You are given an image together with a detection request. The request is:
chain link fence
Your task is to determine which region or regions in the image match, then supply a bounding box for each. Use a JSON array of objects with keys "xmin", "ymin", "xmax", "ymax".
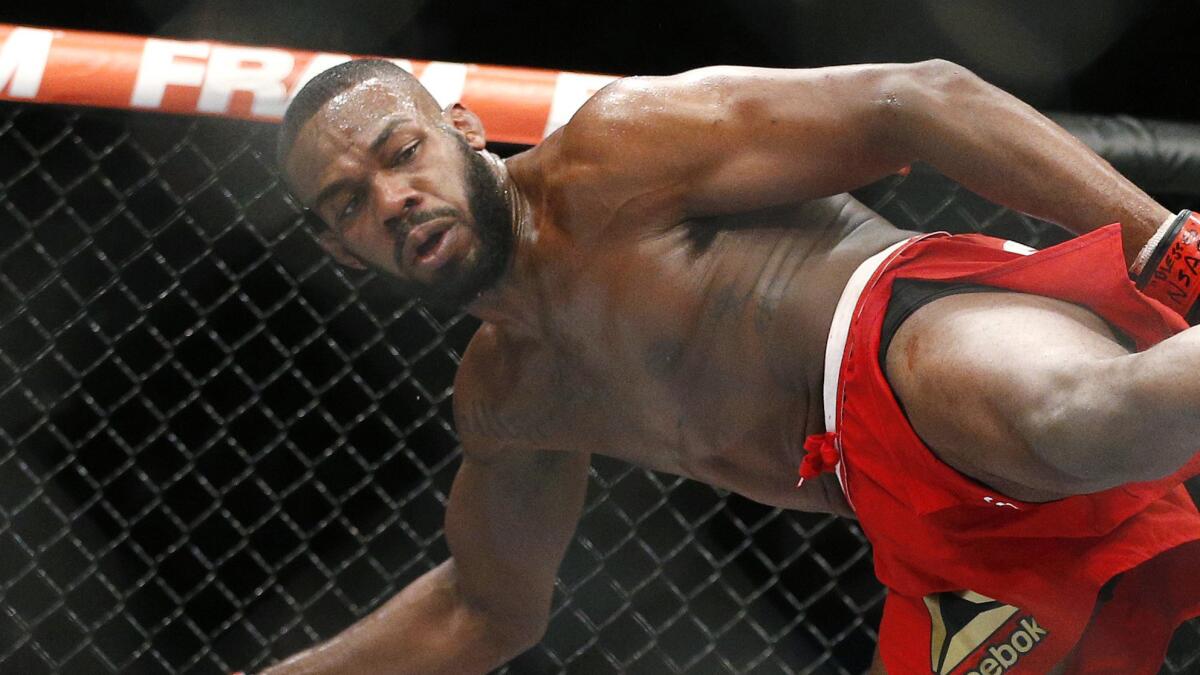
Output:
[{"xmin": 0, "ymin": 100, "xmax": 1197, "ymax": 675}]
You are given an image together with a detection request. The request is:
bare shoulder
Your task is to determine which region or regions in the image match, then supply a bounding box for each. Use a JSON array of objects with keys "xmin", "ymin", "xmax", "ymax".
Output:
[
  {"xmin": 452, "ymin": 324, "xmax": 566, "ymax": 457},
  {"xmin": 551, "ymin": 63, "xmax": 924, "ymax": 219},
  {"xmin": 557, "ymin": 69, "xmax": 740, "ymax": 160},
  {"xmin": 453, "ymin": 324, "xmax": 521, "ymax": 455},
  {"xmin": 455, "ymin": 322, "xmax": 520, "ymax": 395},
  {"xmin": 546, "ymin": 69, "xmax": 756, "ymax": 221},
  {"xmin": 559, "ymin": 63, "xmax": 911, "ymax": 153}
]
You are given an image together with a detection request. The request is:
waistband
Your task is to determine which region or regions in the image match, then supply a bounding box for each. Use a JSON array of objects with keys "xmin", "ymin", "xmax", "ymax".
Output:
[
  {"xmin": 821, "ymin": 236, "xmax": 926, "ymax": 511},
  {"xmin": 818, "ymin": 232, "xmax": 1033, "ymax": 510}
]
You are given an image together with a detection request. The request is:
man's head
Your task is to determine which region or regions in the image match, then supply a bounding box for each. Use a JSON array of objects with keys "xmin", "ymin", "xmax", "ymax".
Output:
[{"xmin": 279, "ymin": 59, "xmax": 513, "ymax": 311}]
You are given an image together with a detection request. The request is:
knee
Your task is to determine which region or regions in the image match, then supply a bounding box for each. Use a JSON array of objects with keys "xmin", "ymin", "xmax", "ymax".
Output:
[{"xmin": 1025, "ymin": 355, "xmax": 1178, "ymax": 491}]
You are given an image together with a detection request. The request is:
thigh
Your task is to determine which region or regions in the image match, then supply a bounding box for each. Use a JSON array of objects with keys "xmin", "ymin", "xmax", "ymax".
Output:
[{"xmin": 884, "ymin": 290, "xmax": 1131, "ymax": 501}]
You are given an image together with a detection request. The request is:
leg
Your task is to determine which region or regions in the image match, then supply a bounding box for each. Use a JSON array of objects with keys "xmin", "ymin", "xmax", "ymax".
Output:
[{"xmin": 885, "ymin": 288, "xmax": 1190, "ymax": 501}]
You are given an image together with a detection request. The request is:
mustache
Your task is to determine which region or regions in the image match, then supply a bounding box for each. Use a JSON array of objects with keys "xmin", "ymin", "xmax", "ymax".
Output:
[
  {"xmin": 393, "ymin": 206, "xmax": 464, "ymax": 267},
  {"xmin": 389, "ymin": 207, "xmax": 462, "ymax": 240},
  {"xmin": 407, "ymin": 207, "xmax": 461, "ymax": 229}
]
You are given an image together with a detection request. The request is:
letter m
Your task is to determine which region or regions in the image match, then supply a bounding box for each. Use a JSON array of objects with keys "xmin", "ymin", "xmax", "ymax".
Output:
[{"xmin": 0, "ymin": 27, "xmax": 53, "ymax": 98}]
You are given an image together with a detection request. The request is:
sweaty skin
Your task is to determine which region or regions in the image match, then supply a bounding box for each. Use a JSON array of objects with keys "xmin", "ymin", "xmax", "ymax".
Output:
[{"xmin": 272, "ymin": 61, "xmax": 1170, "ymax": 674}]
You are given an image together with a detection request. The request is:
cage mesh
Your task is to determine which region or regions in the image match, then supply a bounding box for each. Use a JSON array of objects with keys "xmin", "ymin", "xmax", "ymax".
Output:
[{"xmin": 0, "ymin": 101, "xmax": 1197, "ymax": 675}]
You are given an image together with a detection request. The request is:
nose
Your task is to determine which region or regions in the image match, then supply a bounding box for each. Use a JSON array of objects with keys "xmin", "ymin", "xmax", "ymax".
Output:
[{"xmin": 371, "ymin": 174, "xmax": 421, "ymax": 232}]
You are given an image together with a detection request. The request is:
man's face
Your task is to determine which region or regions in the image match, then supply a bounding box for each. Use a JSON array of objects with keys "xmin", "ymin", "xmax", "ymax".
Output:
[{"xmin": 285, "ymin": 80, "xmax": 512, "ymax": 310}]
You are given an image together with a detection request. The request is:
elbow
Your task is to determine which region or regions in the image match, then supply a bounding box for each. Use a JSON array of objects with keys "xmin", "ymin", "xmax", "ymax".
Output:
[
  {"xmin": 869, "ymin": 59, "xmax": 988, "ymax": 155},
  {"xmin": 905, "ymin": 59, "xmax": 985, "ymax": 96},
  {"xmin": 908, "ymin": 59, "xmax": 982, "ymax": 89},
  {"xmin": 877, "ymin": 59, "xmax": 988, "ymax": 118}
]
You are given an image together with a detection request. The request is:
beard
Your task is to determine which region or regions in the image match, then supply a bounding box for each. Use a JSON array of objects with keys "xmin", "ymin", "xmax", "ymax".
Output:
[{"xmin": 391, "ymin": 136, "xmax": 514, "ymax": 311}]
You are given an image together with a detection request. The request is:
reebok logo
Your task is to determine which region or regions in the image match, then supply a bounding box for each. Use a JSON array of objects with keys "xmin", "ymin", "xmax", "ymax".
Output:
[
  {"xmin": 961, "ymin": 617, "xmax": 1048, "ymax": 675},
  {"xmin": 925, "ymin": 590, "xmax": 1048, "ymax": 675}
]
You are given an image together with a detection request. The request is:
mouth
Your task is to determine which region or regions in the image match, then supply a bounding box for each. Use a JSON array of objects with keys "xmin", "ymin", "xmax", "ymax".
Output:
[{"xmin": 403, "ymin": 218, "xmax": 458, "ymax": 272}]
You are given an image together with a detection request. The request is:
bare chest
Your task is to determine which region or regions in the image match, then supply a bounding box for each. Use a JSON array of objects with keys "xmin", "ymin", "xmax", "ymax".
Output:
[
  {"xmin": 479, "ymin": 252, "xmax": 817, "ymax": 502},
  {"xmin": 458, "ymin": 197, "xmax": 904, "ymax": 514},
  {"xmin": 564, "ymin": 225, "xmax": 826, "ymax": 455}
]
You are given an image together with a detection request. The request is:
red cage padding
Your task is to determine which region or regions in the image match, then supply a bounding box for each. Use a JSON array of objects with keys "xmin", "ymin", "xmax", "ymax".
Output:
[{"xmin": 0, "ymin": 23, "xmax": 616, "ymax": 145}]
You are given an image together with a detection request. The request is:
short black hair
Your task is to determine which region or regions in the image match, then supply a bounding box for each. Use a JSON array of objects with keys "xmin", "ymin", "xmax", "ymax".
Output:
[{"xmin": 276, "ymin": 59, "xmax": 419, "ymax": 170}]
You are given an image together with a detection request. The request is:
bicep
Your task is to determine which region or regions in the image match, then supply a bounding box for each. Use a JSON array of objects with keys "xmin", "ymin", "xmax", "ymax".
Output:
[
  {"xmin": 571, "ymin": 64, "xmax": 919, "ymax": 219},
  {"xmin": 681, "ymin": 65, "xmax": 917, "ymax": 215},
  {"xmin": 444, "ymin": 447, "xmax": 590, "ymax": 621}
]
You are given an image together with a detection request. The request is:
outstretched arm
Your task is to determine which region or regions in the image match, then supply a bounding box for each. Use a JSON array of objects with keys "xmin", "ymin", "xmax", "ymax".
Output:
[
  {"xmin": 258, "ymin": 446, "xmax": 590, "ymax": 674},
  {"xmin": 565, "ymin": 61, "xmax": 1169, "ymax": 263}
]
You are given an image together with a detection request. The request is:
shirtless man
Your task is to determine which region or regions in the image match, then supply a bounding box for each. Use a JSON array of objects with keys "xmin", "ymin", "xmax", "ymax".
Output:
[{"xmin": 264, "ymin": 58, "xmax": 1200, "ymax": 673}]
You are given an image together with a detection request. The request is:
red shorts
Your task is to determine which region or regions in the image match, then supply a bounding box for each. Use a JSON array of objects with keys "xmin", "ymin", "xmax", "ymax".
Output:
[{"xmin": 821, "ymin": 224, "xmax": 1200, "ymax": 674}]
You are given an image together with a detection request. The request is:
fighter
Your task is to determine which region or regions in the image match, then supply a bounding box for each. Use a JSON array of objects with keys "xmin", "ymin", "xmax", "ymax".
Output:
[{"xmin": 261, "ymin": 57, "xmax": 1200, "ymax": 673}]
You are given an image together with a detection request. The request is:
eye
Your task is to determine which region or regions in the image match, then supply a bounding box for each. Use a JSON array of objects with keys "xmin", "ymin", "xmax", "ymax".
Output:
[
  {"xmin": 337, "ymin": 192, "xmax": 362, "ymax": 225},
  {"xmin": 389, "ymin": 141, "xmax": 420, "ymax": 167}
]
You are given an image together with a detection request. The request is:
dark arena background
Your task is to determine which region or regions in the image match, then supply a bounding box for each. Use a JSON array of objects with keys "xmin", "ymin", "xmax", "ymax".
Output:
[{"xmin": 1, "ymin": 1, "xmax": 1199, "ymax": 673}]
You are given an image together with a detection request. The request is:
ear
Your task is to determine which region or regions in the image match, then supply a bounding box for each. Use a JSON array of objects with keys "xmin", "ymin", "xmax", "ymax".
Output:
[
  {"xmin": 443, "ymin": 103, "xmax": 487, "ymax": 150},
  {"xmin": 317, "ymin": 230, "xmax": 367, "ymax": 270}
]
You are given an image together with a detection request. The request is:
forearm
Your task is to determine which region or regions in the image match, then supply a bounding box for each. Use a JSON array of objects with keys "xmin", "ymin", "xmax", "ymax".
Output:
[
  {"xmin": 259, "ymin": 561, "xmax": 537, "ymax": 675},
  {"xmin": 894, "ymin": 60, "xmax": 1170, "ymax": 263}
]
